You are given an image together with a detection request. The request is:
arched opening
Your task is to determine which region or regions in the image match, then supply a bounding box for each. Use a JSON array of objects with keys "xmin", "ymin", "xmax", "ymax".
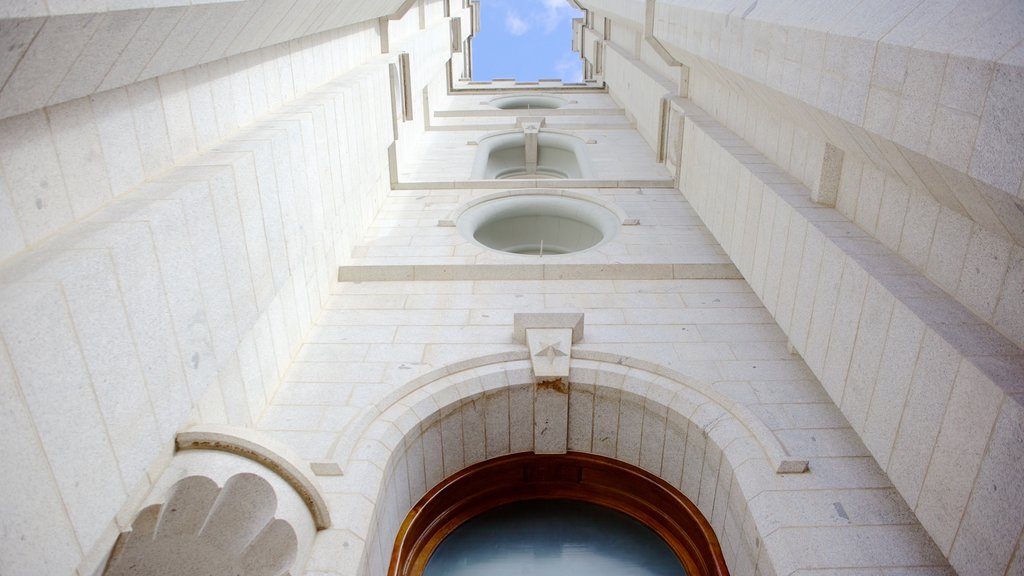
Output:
[
  {"xmin": 338, "ymin": 354, "xmax": 785, "ymax": 576},
  {"xmin": 389, "ymin": 452, "xmax": 729, "ymax": 576},
  {"xmin": 472, "ymin": 132, "xmax": 594, "ymax": 179}
]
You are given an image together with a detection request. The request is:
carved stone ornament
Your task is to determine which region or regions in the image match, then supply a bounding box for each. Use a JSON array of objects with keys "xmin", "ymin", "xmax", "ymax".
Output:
[{"xmin": 104, "ymin": 473, "xmax": 297, "ymax": 576}]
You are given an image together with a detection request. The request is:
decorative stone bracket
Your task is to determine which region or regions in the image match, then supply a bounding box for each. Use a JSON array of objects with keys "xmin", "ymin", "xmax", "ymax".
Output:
[
  {"xmin": 517, "ymin": 117, "xmax": 546, "ymax": 173},
  {"xmin": 513, "ymin": 313, "xmax": 584, "ymax": 454}
]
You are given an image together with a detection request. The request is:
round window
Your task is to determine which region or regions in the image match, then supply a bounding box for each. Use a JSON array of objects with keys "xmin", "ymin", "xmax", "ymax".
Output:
[{"xmin": 456, "ymin": 194, "xmax": 620, "ymax": 256}]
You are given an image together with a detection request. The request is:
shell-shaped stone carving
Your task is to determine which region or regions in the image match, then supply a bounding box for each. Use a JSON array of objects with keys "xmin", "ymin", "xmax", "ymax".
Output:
[{"xmin": 104, "ymin": 473, "xmax": 298, "ymax": 576}]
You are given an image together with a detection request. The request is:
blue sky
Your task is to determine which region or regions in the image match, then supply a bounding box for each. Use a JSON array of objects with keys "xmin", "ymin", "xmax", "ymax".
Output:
[{"xmin": 471, "ymin": 0, "xmax": 584, "ymax": 82}]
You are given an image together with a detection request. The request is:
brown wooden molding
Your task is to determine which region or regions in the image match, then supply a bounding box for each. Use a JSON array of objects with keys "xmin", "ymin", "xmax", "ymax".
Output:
[{"xmin": 389, "ymin": 452, "xmax": 730, "ymax": 576}]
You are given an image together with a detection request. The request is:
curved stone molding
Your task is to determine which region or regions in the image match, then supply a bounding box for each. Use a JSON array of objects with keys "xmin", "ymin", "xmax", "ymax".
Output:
[
  {"xmin": 572, "ymin": 349, "xmax": 809, "ymax": 474},
  {"xmin": 329, "ymin": 351, "xmax": 531, "ymax": 468},
  {"xmin": 333, "ymin": 351, "xmax": 805, "ymax": 476},
  {"xmin": 455, "ymin": 193, "xmax": 623, "ymax": 255},
  {"xmin": 443, "ymin": 188, "xmax": 634, "ymax": 226},
  {"xmin": 488, "ymin": 94, "xmax": 570, "ymax": 109},
  {"xmin": 176, "ymin": 425, "xmax": 332, "ymax": 530},
  {"xmin": 104, "ymin": 473, "xmax": 297, "ymax": 576}
]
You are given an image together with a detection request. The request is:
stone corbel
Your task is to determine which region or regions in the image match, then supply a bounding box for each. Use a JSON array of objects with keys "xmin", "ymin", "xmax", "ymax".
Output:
[{"xmin": 516, "ymin": 117, "xmax": 546, "ymax": 174}]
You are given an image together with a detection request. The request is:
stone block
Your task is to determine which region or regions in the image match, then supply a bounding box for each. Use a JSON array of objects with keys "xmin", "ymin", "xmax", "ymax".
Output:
[
  {"xmin": 0, "ymin": 17, "xmax": 43, "ymax": 95},
  {"xmin": 841, "ymin": 277, "xmax": 894, "ymax": 433},
  {"xmin": 49, "ymin": 10, "xmax": 148, "ymax": 105},
  {"xmin": 762, "ymin": 525, "xmax": 946, "ymax": 574},
  {"xmin": 185, "ymin": 64, "xmax": 219, "ymax": 148},
  {"xmin": 46, "ymin": 97, "xmax": 113, "ymax": 219},
  {"xmin": 0, "ymin": 109, "xmax": 73, "ymax": 245},
  {"xmin": 439, "ymin": 411, "xmax": 465, "ymax": 477},
  {"xmin": 898, "ymin": 190, "xmax": 940, "ymax": 271},
  {"xmin": 0, "ymin": 341, "xmax": 81, "ymax": 575},
  {"xmin": 40, "ymin": 250, "xmax": 162, "ymax": 490},
  {"xmin": 567, "ymin": 382, "xmax": 595, "ymax": 452},
  {"xmin": 158, "ymin": 180, "xmax": 240, "ymax": 365},
  {"xmin": 928, "ymin": 105, "xmax": 980, "ymax": 172},
  {"xmin": 0, "ymin": 281, "xmax": 127, "ymax": 550},
  {"xmin": 615, "ymin": 394, "xmax": 644, "ymax": 466},
  {"xmin": 875, "ymin": 176, "xmax": 910, "ymax": 253},
  {"xmin": 864, "ymin": 86, "xmax": 899, "ymax": 137},
  {"xmin": 926, "ymin": 207, "xmax": 972, "ymax": 294},
  {"xmin": 886, "ymin": 329, "xmax": 960, "ymax": 508},
  {"xmin": 948, "ymin": 401, "xmax": 1024, "ymax": 576},
  {"xmin": 789, "ymin": 224, "xmax": 825, "ymax": 350},
  {"xmin": 127, "ymin": 78, "xmax": 174, "ymax": 176},
  {"xmin": 81, "ymin": 222, "xmax": 192, "ymax": 438},
  {"xmin": 0, "ymin": 176, "xmax": 24, "ymax": 261},
  {"xmin": 862, "ymin": 301, "xmax": 925, "ymax": 467},
  {"xmin": 855, "ymin": 163, "xmax": 885, "ymax": 234},
  {"xmin": 994, "ymin": 245, "xmax": 1024, "ymax": 347},
  {"xmin": 0, "ymin": 14, "xmax": 99, "ymax": 119},
  {"xmin": 957, "ymin": 225, "xmax": 1013, "ymax": 320},
  {"xmin": 533, "ymin": 376, "xmax": 569, "ymax": 454},
  {"xmin": 939, "ymin": 55, "xmax": 993, "ymax": 117},
  {"xmin": 820, "ymin": 260, "xmax": 868, "ymax": 403},
  {"xmin": 592, "ymin": 385, "xmax": 620, "ymax": 458},
  {"xmin": 970, "ymin": 63, "xmax": 1024, "ymax": 196},
  {"xmin": 460, "ymin": 396, "xmax": 487, "ymax": 467},
  {"xmin": 871, "ymin": 42, "xmax": 908, "ymax": 92},
  {"xmin": 915, "ymin": 360, "xmax": 1004, "ymax": 554},
  {"xmin": 509, "ymin": 383, "xmax": 534, "ymax": 453},
  {"xmin": 762, "ymin": 201, "xmax": 792, "ymax": 315},
  {"xmin": 91, "ymin": 87, "xmax": 145, "ymax": 197}
]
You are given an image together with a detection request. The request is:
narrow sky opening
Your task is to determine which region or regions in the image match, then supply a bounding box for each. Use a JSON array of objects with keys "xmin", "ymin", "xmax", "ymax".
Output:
[{"xmin": 471, "ymin": 0, "xmax": 584, "ymax": 82}]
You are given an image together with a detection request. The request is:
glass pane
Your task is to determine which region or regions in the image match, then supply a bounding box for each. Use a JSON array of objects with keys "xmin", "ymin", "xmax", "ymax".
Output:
[{"xmin": 423, "ymin": 499, "xmax": 687, "ymax": 576}]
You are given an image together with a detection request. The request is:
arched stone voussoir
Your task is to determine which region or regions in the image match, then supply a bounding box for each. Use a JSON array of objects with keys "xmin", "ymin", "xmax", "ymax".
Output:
[{"xmin": 330, "ymin": 352, "xmax": 802, "ymax": 576}]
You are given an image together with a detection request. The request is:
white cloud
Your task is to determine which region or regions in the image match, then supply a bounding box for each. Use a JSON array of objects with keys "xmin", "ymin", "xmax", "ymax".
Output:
[
  {"xmin": 504, "ymin": 10, "xmax": 530, "ymax": 36},
  {"xmin": 539, "ymin": 0, "xmax": 574, "ymax": 34},
  {"xmin": 555, "ymin": 51, "xmax": 583, "ymax": 83}
]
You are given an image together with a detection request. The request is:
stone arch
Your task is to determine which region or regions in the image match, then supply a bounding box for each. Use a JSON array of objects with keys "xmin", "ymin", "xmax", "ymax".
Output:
[{"xmin": 327, "ymin": 352, "xmax": 804, "ymax": 575}]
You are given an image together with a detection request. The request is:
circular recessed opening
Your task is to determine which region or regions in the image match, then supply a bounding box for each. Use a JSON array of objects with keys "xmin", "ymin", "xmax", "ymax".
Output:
[
  {"xmin": 489, "ymin": 94, "xmax": 567, "ymax": 110},
  {"xmin": 457, "ymin": 194, "xmax": 620, "ymax": 256}
]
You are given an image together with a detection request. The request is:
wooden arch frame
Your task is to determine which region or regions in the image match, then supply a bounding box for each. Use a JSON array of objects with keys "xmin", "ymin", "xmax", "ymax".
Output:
[{"xmin": 388, "ymin": 452, "xmax": 730, "ymax": 576}]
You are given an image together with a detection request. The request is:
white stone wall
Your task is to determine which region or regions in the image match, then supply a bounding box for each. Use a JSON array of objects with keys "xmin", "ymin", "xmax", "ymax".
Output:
[
  {"xmin": 0, "ymin": 20, "xmax": 381, "ymax": 262},
  {"xmin": 687, "ymin": 74, "xmax": 1024, "ymax": 350},
  {"xmin": 0, "ymin": 13, "xmax": 403, "ymax": 576},
  {"xmin": 576, "ymin": 1, "xmax": 1024, "ymax": 574},
  {"xmin": 676, "ymin": 98, "xmax": 1024, "ymax": 576},
  {"xmin": 0, "ymin": 0, "xmax": 410, "ymax": 121},
  {"xmin": 652, "ymin": 0, "xmax": 1024, "ymax": 223}
]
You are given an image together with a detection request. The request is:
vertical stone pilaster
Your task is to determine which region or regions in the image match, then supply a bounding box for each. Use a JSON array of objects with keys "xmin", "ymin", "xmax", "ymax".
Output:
[{"xmin": 812, "ymin": 142, "xmax": 844, "ymax": 206}]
